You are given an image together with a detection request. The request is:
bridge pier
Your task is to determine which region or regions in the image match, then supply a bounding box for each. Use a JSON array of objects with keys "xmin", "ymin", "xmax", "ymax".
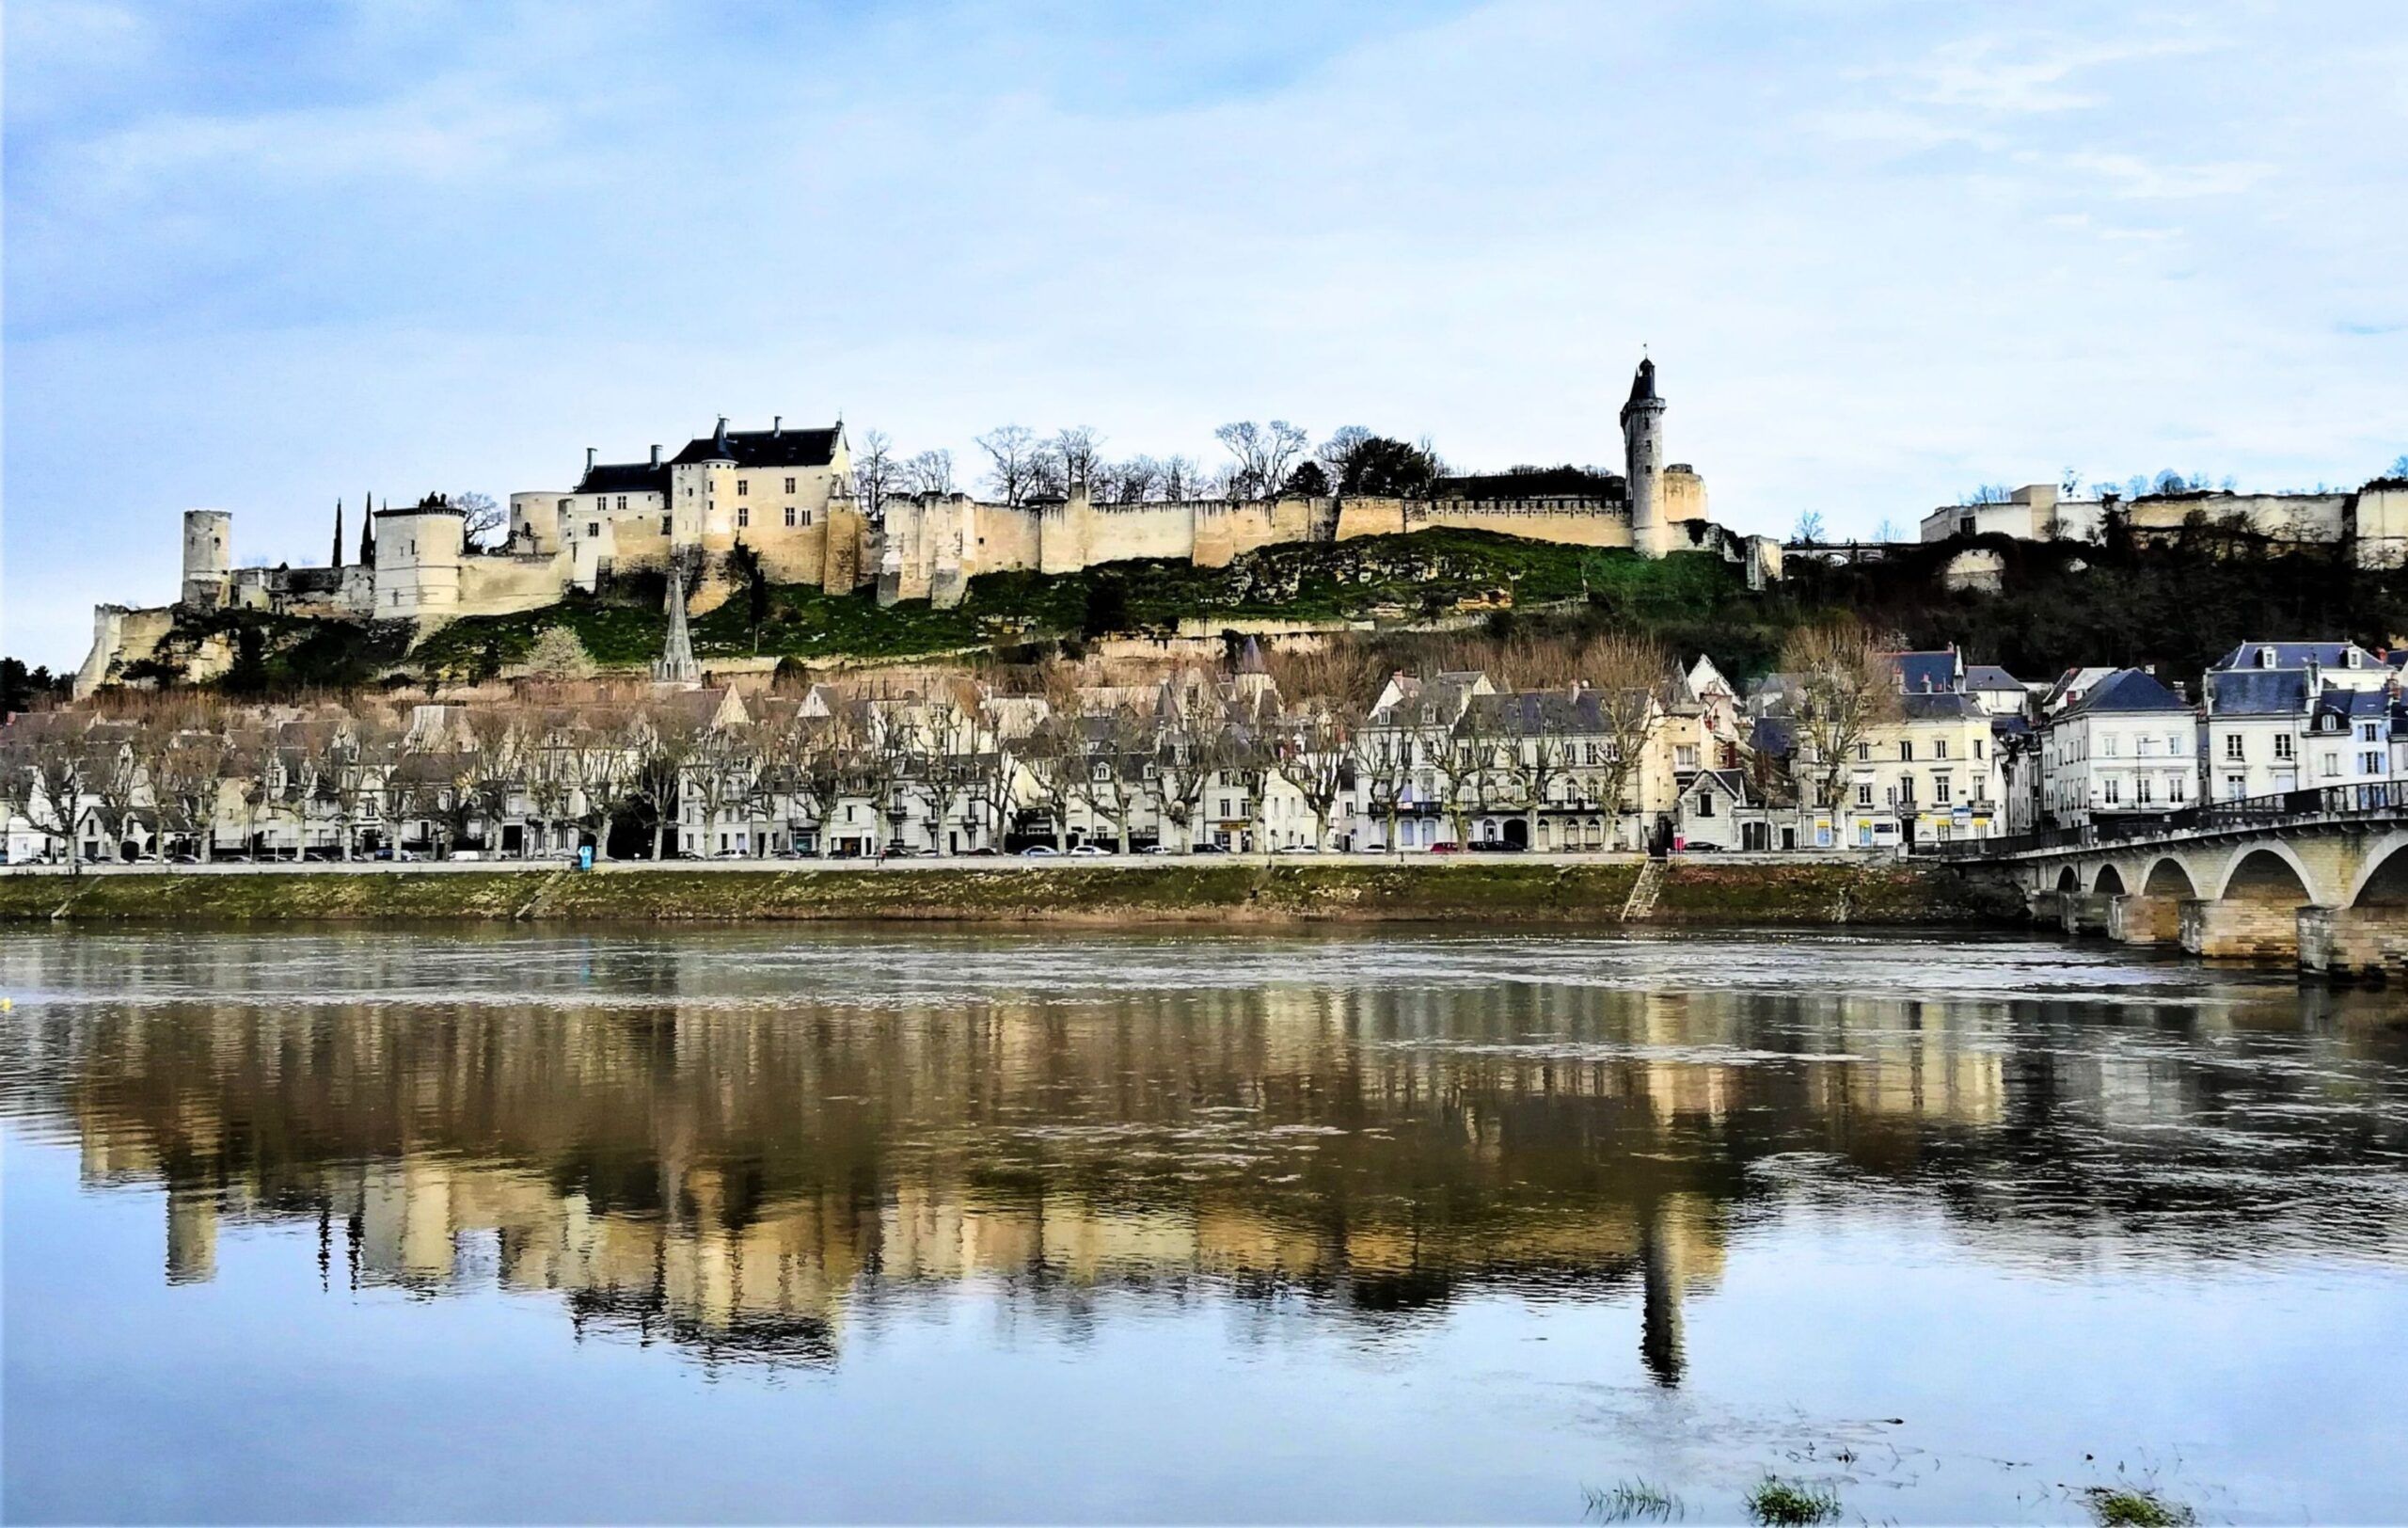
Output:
[
  {"xmin": 2106, "ymin": 893, "xmax": 2180, "ymax": 946},
  {"xmin": 2058, "ymin": 893, "xmax": 2113, "ymax": 936},
  {"xmin": 2178, "ymin": 899, "xmax": 2302, "ymax": 962},
  {"xmin": 2026, "ymin": 888, "xmax": 2064, "ymax": 925},
  {"xmin": 2297, "ymin": 905, "xmax": 2408, "ymax": 983}
]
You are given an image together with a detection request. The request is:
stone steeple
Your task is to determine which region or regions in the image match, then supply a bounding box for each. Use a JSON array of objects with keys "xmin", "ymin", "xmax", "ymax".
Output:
[
  {"xmin": 652, "ymin": 551, "xmax": 701, "ymax": 687},
  {"xmin": 331, "ymin": 500, "xmax": 344, "ymax": 568},
  {"xmin": 1621, "ymin": 356, "xmax": 1669, "ymax": 557}
]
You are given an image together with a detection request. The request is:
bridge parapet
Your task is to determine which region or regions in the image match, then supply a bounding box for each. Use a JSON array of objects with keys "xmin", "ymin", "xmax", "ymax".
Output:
[{"xmin": 1923, "ymin": 782, "xmax": 2408, "ymax": 864}]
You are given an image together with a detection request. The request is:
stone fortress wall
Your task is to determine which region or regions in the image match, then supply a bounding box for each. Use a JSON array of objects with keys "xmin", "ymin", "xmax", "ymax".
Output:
[
  {"xmin": 1920, "ymin": 481, "xmax": 2408, "ymax": 568},
  {"xmin": 78, "ymin": 358, "xmax": 1774, "ymax": 692}
]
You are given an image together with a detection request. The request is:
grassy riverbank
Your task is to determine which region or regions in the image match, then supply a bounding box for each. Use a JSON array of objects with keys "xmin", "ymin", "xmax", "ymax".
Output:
[{"xmin": 0, "ymin": 858, "xmax": 2018, "ymax": 927}]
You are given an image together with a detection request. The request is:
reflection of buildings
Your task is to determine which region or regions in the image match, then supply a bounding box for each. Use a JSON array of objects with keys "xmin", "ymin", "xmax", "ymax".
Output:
[{"xmin": 18, "ymin": 934, "xmax": 2393, "ymax": 1379}]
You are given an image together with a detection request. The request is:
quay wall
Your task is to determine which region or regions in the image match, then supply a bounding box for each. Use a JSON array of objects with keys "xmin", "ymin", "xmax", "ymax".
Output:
[{"xmin": 0, "ymin": 858, "xmax": 2016, "ymax": 928}]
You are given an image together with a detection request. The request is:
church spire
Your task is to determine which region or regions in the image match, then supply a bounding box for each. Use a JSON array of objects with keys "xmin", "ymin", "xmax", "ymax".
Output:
[
  {"xmin": 652, "ymin": 550, "xmax": 701, "ymax": 687},
  {"xmin": 360, "ymin": 492, "xmax": 376, "ymax": 565},
  {"xmin": 332, "ymin": 500, "xmax": 345, "ymax": 568}
]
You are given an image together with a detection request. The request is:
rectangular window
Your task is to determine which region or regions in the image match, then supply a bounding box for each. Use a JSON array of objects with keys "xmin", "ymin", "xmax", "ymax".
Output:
[
  {"xmin": 2104, "ymin": 777, "xmax": 2121, "ymax": 804},
  {"xmin": 784, "ymin": 477, "xmax": 797, "ymax": 493},
  {"xmin": 1900, "ymin": 741, "xmax": 1914, "ymax": 763},
  {"xmin": 784, "ymin": 505, "xmax": 798, "ymax": 527},
  {"xmin": 2226, "ymin": 773, "xmax": 2246, "ymax": 800},
  {"xmin": 617, "ymin": 495, "xmax": 627, "ymax": 511},
  {"xmin": 662, "ymin": 517, "xmax": 673, "ymax": 534},
  {"xmin": 737, "ymin": 480, "xmax": 750, "ymax": 496},
  {"xmin": 737, "ymin": 505, "xmax": 750, "ymax": 528},
  {"xmin": 2137, "ymin": 776, "xmax": 2153, "ymax": 804},
  {"xmin": 1935, "ymin": 739, "xmax": 1948, "ymax": 760},
  {"xmin": 2323, "ymin": 751, "xmax": 2339, "ymax": 776},
  {"xmin": 2100, "ymin": 734, "xmax": 2117, "ymax": 757},
  {"xmin": 1856, "ymin": 784, "xmax": 1873, "ymax": 806},
  {"xmin": 1856, "ymin": 742, "xmax": 1870, "ymax": 761},
  {"xmin": 1675, "ymin": 745, "xmax": 1699, "ymax": 769},
  {"xmin": 2364, "ymin": 751, "xmax": 2384, "ymax": 773},
  {"xmin": 2225, "ymin": 734, "xmax": 2243, "ymax": 760},
  {"xmin": 2274, "ymin": 736, "xmax": 2294, "ymax": 760},
  {"xmin": 587, "ymin": 522, "xmax": 598, "ymax": 537}
]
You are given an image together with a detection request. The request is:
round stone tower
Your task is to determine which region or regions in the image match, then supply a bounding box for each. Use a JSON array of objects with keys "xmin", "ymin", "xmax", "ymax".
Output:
[
  {"xmin": 181, "ymin": 509, "xmax": 234, "ymax": 608},
  {"xmin": 371, "ymin": 494, "xmax": 467, "ymax": 615},
  {"xmin": 1620, "ymin": 358, "xmax": 1668, "ymax": 557}
]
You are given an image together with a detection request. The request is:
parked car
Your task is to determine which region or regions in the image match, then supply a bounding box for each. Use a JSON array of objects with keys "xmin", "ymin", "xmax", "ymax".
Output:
[
  {"xmin": 1190, "ymin": 842, "xmax": 1228, "ymax": 854},
  {"xmin": 1021, "ymin": 845, "xmax": 1059, "ymax": 857},
  {"xmin": 451, "ymin": 850, "xmax": 484, "ymax": 863},
  {"xmin": 1141, "ymin": 844, "xmax": 1180, "ymax": 855},
  {"xmin": 1069, "ymin": 844, "xmax": 1111, "ymax": 857},
  {"xmin": 1276, "ymin": 843, "xmax": 1320, "ymax": 854},
  {"xmin": 1427, "ymin": 842, "xmax": 1465, "ymax": 854}
]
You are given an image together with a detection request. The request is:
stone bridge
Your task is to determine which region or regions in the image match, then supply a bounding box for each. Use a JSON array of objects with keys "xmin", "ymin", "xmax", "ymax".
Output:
[{"xmin": 1924, "ymin": 784, "xmax": 2408, "ymax": 980}]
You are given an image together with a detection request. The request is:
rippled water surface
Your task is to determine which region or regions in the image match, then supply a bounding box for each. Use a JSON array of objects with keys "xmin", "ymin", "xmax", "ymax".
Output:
[{"xmin": 5, "ymin": 928, "xmax": 2407, "ymax": 1523}]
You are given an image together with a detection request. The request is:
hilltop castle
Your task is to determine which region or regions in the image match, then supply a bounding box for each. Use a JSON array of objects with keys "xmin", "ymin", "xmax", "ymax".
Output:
[{"xmin": 79, "ymin": 358, "xmax": 1781, "ymax": 693}]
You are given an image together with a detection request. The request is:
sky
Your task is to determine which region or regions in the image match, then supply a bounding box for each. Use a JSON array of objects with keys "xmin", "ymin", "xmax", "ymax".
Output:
[{"xmin": 6, "ymin": 0, "xmax": 2406, "ymax": 670}]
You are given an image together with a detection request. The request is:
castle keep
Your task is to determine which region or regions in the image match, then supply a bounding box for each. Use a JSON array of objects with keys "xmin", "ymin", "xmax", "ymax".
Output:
[{"xmin": 78, "ymin": 359, "xmax": 1782, "ymax": 692}]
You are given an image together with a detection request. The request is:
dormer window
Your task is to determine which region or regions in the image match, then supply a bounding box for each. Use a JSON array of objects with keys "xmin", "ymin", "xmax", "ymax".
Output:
[
  {"xmin": 2258, "ymin": 646, "xmax": 2276, "ymax": 668},
  {"xmin": 2346, "ymin": 649, "xmax": 2364, "ymax": 668}
]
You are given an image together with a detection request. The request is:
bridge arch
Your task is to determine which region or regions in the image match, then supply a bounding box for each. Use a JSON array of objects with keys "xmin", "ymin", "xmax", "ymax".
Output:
[
  {"xmin": 2141, "ymin": 856, "xmax": 2198, "ymax": 899},
  {"xmin": 2092, "ymin": 864, "xmax": 2128, "ymax": 896},
  {"xmin": 2055, "ymin": 866, "xmax": 2081, "ymax": 892},
  {"xmin": 2218, "ymin": 844, "xmax": 2316, "ymax": 904},
  {"xmin": 2347, "ymin": 833, "xmax": 2408, "ymax": 907}
]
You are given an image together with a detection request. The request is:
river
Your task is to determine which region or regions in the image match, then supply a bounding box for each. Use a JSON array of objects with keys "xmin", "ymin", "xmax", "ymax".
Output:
[{"xmin": 3, "ymin": 929, "xmax": 2404, "ymax": 1523}]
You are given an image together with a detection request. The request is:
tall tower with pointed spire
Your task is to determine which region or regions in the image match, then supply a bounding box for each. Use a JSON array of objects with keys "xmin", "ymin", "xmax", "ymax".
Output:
[
  {"xmin": 331, "ymin": 500, "xmax": 345, "ymax": 568},
  {"xmin": 1621, "ymin": 357, "xmax": 1669, "ymax": 557},
  {"xmin": 652, "ymin": 550, "xmax": 701, "ymax": 687}
]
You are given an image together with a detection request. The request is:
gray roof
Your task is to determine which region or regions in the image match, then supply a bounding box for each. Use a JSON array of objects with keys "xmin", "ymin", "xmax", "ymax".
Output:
[
  {"xmin": 2209, "ymin": 641, "xmax": 2382, "ymax": 673},
  {"xmin": 2205, "ymin": 668, "xmax": 2309, "ymax": 716},
  {"xmin": 1964, "ymin": 664, "xmax": 2023, "ymax": 690},
  {"xmin": 2062, "ymin": 668, "xmax": 2190, "ymax": 717}
]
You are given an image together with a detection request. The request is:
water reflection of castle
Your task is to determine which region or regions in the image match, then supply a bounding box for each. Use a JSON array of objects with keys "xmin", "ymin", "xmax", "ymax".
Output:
[{"xmin": 16, "ymin": 963, "xmax": 2069, "ymax": 1388}]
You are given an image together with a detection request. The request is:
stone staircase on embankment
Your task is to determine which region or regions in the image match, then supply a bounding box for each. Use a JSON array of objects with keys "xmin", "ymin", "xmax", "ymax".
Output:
[{"xmin": 1620, "ymin": 857, "xmax": 1667, "ymax": 922}]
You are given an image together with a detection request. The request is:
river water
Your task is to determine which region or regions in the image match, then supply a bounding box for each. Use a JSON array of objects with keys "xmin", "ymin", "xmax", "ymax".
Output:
[{"xmin": 3, "ymin": 929, "xmax": 2404, "ymax": 1523}]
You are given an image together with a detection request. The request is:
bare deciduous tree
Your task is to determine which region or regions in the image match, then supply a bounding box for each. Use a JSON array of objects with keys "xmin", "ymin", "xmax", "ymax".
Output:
[
  {"xmin": 975, "ymin": 425, "xmax": 1046, "ymax": 505},
  {"xmin": 905, "ymin": 449, "xmax": 955, "ymax": 496},
  {"xmin": 1213, "ymin": 420, "xmax": 1309, "ymax": 501},
  {"xmin": 454, "ymin": 490, "xmax": 507, "ymax": 549},
  {"xmin": 1780, "ymin": 620, "xmax": 1902, "ymax": 831},
  {"xmin": 854, "ymin": 429, "xmax": 898, "ymax": 520}
]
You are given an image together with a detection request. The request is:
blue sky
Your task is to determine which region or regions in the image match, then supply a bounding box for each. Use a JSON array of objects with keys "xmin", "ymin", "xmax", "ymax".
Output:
[{"xmin": 7, "ymin": 0, "xmax": 2406, "ymax": 668}]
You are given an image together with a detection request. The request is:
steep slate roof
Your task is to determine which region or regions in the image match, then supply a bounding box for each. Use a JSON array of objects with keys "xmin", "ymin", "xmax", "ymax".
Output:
[
  {"xmin": 669, "ymin": 422, "xmax": 840, "ymax": 470},
  {"xmin": 1901, "ymin": 692, "xmax": 1984, "ymax": 720},
  {"xmin": 1964, "ymin": 664, "xmax": 2024, "ymax": 690},
  {"xmin": 2204, "ymin": 668, "xmax": 2311, "ymax": 716},
  {"xmin": 1466, "ymin": 689, "xmax": 1606, "ymax": 736},
  {"xmin": 2315, "ymin": 686, "xmax": 2390, "ymax": 724},
  {"xmin": 576, "ymin": 461, "xmax": 672, "ymax": 495},
  {"xmin": 1888, "ymin": 650, "xmax": 1962, "ymax": 694},
  {"xmin": 2062, "ymin": 668, "xmax": 2191, "ymax": 717},
  {"xmin": 2209, "ymin": 641, "xmax": 2383, "ymax": 672}
]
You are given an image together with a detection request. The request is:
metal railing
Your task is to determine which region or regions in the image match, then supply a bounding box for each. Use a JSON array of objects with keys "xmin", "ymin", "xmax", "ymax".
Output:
[{"xmin": 1917, "ymin": 780, "xmax": 2408, "ymax": 861}]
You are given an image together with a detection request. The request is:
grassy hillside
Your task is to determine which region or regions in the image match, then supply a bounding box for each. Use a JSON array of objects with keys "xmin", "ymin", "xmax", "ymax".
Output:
[
  {"xmin": 114, "ymin": 521, "xmax": 2408, "ymax": 695},
  {"xmin": 403, "ymin": 531, "xmax": 1747, "ymax": 676}
]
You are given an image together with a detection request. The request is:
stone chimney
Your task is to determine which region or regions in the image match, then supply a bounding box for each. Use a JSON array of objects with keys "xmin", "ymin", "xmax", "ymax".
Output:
[
  {"xmin": 650, "ymin": 444, "xmax": 662, "ymax": 467},
  {"xmin": 772, "ymin": 415, "xmax": 783, "ymax": 438},
  {"xmin": 586, "ymin": 447, "xmax": 596, "ymax": 473}
]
